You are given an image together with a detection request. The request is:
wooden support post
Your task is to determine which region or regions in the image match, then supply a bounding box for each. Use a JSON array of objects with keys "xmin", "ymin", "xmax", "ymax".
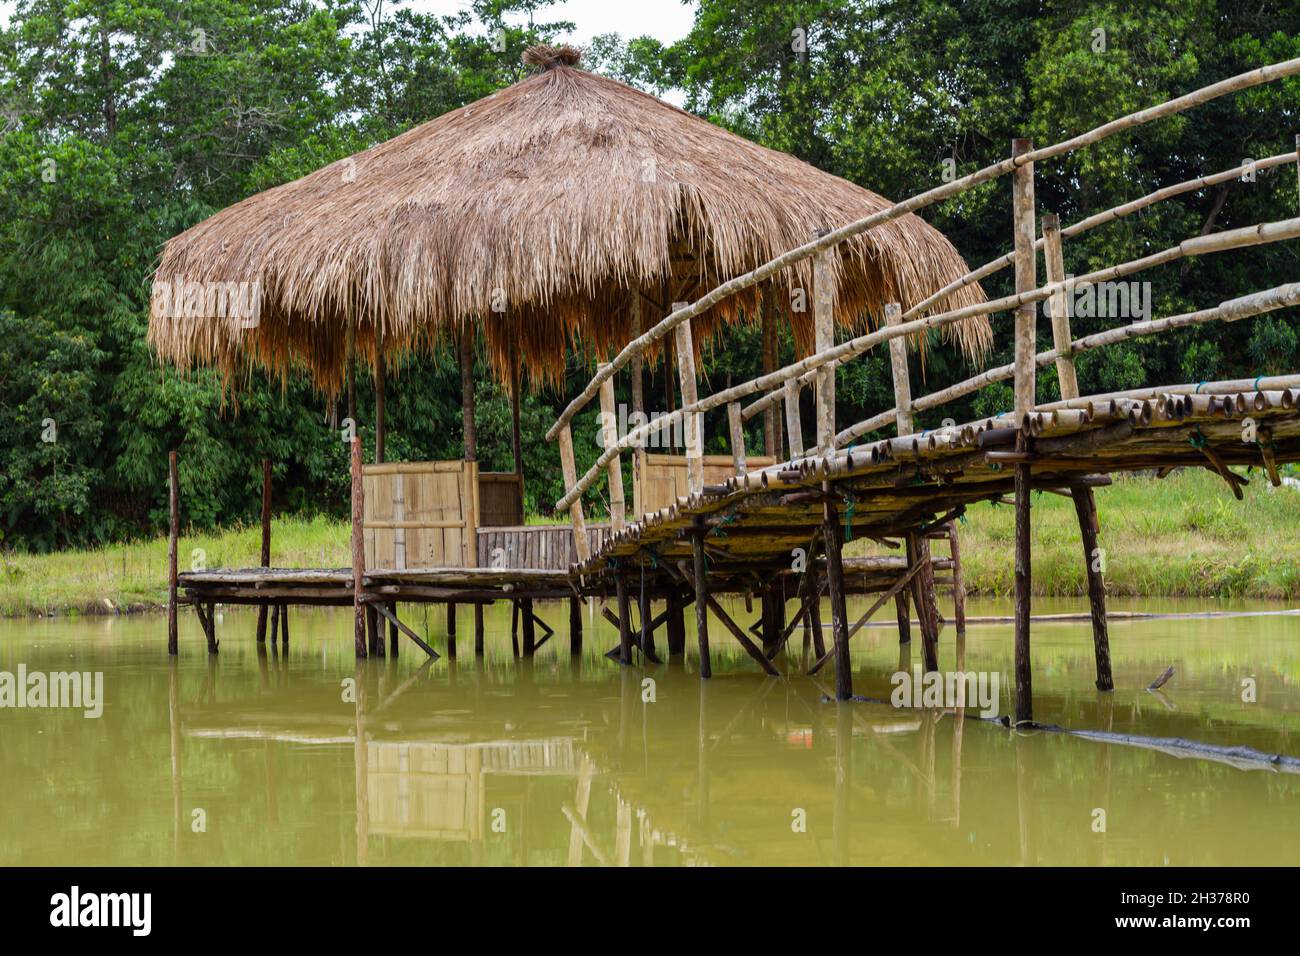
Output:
[
  {"xmin": 269, "ymin": 603, "xmax": 279, "ymax": 647},
  {"xmin": 674, "ymin": 310, "xmax": 703, "ymax": 495},
  {"xmin": 509, "ymin": 341, "xmax": 523, "ymax": 477},
  {"xmin": 569, "ymin": 597, "xmax": 582, "ymax": 655},
  {"xmin": 1072, "ymin": 489, "xmax": 1114, "ymax": 691},
  {"xmin": 1042, "ymin": 213, "xmax": 1079, "ymax": 400},
  {"xmin": 447, "ymin": 602, "xmax": 457, "ymax": 659},
  {"xmin": 1012, "ymin": 137, "xmax": 1037, "ymax": 725},
  {"xmin": 598, "ymin": 363, "xmax": 626, "ymax": 531},
  {"xmin": 615, "ymin": 576, "xmax": 633, "ymax": 666},
  {"xmin": 351, "ymin": 437, "xmax": 366, "ymax": 659},
  {"xmin": 367, "ymin": 605, "xmax": 382, "ymax": 656},
  {"xmin": 510, "ymin": 601, "xmax": 520, "ymax": 658},
  {"xmin": 822, "ymin": 488, "xmax": 852, "ymax": 700},
  {"xmin": 460, "ymin": 330, "xmax": 476, "ymax": 460},
  {"xmin": 475, "ymin": 603, "xmax": 486, "ymax": 657},
  {"xmin": 167, "ymin": 450, "xmax": 179, "ymax": 655},
  {"xmin": 388, "ymin": 602, "xmax": 399, "ymax": 656},
  {"xmin": 813, "ymin": 242, "xmax": 836, "ymax": 453},
  {"xmin": 692, "ymin": 517, "xmax": 712, "ymax": 679},
  {"xmin": 783, "ymin": 378, "xmax": 804, "ymax": 458},
  {"xmin": 279, "ymin": 602, "xmax": 289, "ymax": 651},
  {"xmin": 666, "ymin": 592, "xmax": 686, "ymax": 656},
  {"xmin": 520, "ymin": 598, "xmax": 536, "ymax": 657},
  {"xmin": 906, "ymin": 532, "xmax": 940, "ymax": 672},
  {"xmin": 947, "ymin": 521, "xmax": 967, "ymax": 637},
  {"xmin": 374, "ymin": 343, "xmax": 386, "ymax": 464},
  {"xmin": 807, "ymin": 579, "xmax": 826, "ymax": 658},
  {"xmin": 894, "ymin": 590, "xmax": 911, "ymax": 645},
  {"xmin": 638, "ymin": 574, "xmax": 654, "ymax": 658},
  {"xmin": 885, "ymin": 302, "xmax": 913, "ymax": 436},
  {"xmin": 255, "ymin": 458, "xmax": 271, "ymax": 645},
  {"xmin": 727, "ymin": 402, "xmax": 747, "ymax": 474},
  {"xmin": 557, "ymin": 423, "xmax": 591, "ymax": 564}
]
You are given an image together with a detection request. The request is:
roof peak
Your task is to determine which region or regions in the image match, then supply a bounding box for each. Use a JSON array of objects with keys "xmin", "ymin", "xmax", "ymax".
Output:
[{"xmin": 522, "ymin": 43, "xmax": 582, "ymax": 71}]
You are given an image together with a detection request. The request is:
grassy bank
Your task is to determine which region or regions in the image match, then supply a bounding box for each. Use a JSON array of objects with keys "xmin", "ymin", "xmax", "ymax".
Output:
[{"xmin": 2, "ymin": 470, "xmax": 1297, "ymax": 617}]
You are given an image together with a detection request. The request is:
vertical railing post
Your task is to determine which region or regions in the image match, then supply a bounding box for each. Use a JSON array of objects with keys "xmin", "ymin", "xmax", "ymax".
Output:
[
  {"xmin": 885, "ymin": 302, "xmax": 912, "ymax": 436},
  {"xmin": 351, "ymin": 437, "xmax": 367, "ymax": 659},
  {"xmin": 674, "ymin": 306, "xmax": 703, "ymax": 495},
  {"xmin": 629, "ymin": 292, "xmax": 646, "ymax": 476},
  {"xmin": 558, "ymin": 424, "xmax": 591, "ymax": 563},
  {"xmin": 727, "ymin": 402, "xmax": 747, "ymax": 474},
  {"xmin": 167, "ymin": 450, "xmax": 179, "ymax": 655},
  {"xmin": 813, "ymin": 241, "xmax": 836, "ymax": 453},
  {"xmin": 1011, "ymin": 136, "xmax": 1037, "ymax": 725},
  {"xmin": 783, "ymin": 378, "xmax": 804, "ymax": 459},
  {"xmin": 597, "ymin": 363, "xmax": 626, "ymax": 531},
  {"xmin": 1042, "ymin": 214, "xmax": 1079, "ymax": 399},
  {"xmin": 256, "ymin": 458, "xmax": 272, "ymax": 646}
]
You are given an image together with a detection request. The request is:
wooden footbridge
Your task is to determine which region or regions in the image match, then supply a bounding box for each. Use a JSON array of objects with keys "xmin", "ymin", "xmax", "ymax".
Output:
[{"xmin": 172, "ymin": 56, "xmax": 1300, "ymax": 724}]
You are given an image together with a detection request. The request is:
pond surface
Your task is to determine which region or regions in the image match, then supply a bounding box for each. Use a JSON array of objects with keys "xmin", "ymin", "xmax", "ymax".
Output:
[{"xmin": 2, "ymin": 596, "xmax": 1298, "ymax": 866}]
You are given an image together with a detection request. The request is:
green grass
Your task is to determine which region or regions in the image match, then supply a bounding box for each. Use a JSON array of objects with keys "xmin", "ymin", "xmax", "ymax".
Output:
[{"xmin": 3, "ymin": 470, "xmax": 1298, "ymax": 617}]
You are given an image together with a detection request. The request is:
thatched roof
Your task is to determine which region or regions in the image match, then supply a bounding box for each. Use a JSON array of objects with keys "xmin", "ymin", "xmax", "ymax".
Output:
[{"xmin": 148, "ymin": 44, "xmax": 989, "ymax": 390}]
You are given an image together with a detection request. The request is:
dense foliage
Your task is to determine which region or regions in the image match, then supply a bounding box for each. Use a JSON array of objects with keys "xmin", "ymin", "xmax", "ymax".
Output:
[{"xmin": 1, "ymin": 0, "xmax": 1297, "ymax": 550}]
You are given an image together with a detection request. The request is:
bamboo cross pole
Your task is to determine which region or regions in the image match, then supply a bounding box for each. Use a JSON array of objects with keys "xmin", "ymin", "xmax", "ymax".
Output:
[
  {"xmin": 597, "ymin": 363, "xmax": 626, "ymax": 531},
  {"xmin": 885, "ymin": 302, "xmax": 912, "ymax": 436},
  {"xmin": 545, "ymin": 56, "xmax": 1300, "ymax": 445},
  {"xmin": 557, "ymin": 423, "xmax": 591, "ymax": 563},
  {"xmin": 674, "ymin": 309, "xmax": 704, "ymax": 494},
  {"xmin": 813, "ymin": 242, "xmax": 836, "ymax": 452}
]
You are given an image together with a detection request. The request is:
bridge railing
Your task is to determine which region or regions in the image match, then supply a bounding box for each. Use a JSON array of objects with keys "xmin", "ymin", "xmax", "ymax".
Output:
[{"xmin": 547, "ymin": 57, "xmax": 1300, "ymax": 554}]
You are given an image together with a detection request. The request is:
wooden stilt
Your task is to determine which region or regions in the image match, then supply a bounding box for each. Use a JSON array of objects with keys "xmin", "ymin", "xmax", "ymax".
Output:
[
  {"xmin": 475, "ymin": 603, "xmax": 486, "ymax": 657},
  {"xmin": 1072, "ymin": 488, "xmax": 1114, "ymax": 691},
  {"xmin": 692, "ymin": 517, "xmax": 712, "ymax": 679},
  {"xmin": 167, "ymin": 450, "xmax": 179, "ymax": 655},
  {"xmin": 615, "ymin": 577, "xmax": 633, "ymax": 666},
  {"xmin": 1011, "ymin": 136, "xmax": 1037, "ymax": 726},
  {"xmin": 569, "ymin": 597, "xmax": 582, "ymax": 655},
  {"xmin": 350, "ymin": 437, "xmax": 366, "ymax": 658},
  {"xmin": 366, "ymin": 605, "xmax": 380, "ymax": 655},
  {"xmin": 388, "ymin": 602, "xmax": 399, "ymax": 656},
  {"xmin": 255, "ymin": 458, "xmax": 271, "ymax": 646},
  {"xmin": 638, "ymin": 573, "xmax": 654, "ymax": 658},
  {"xmin": 521, "ymin": 598, "xmax": 536, "ymax": 656},
  {"xmin": 666, "ymin": 592, "xmax": 686, "ymax": 656},
  {"xmin": 447, "ymin": 602, "xmax": 457, "ymax": 659},
  {"xmin": 196, "ymin": 602, "xmax": 218, "ymax": 653},
  {"xmin": 808, "ymin": 580, "xmax": 826, "ymax": 658},
  {"xmin": 269, "ymin": 602, "xmax": 279, "ymax": 647},
  {"xmin": 823, "ymin": 490, "xmax": 852, "ymax": 700},
  {"xmin": 510, "ymin": 601, "xmax": 520, "ymax": 658},
  {"xmin": 906, "ymin": 532, "xmax": 941, "ymax": 672},
  {"xmin": 279, "ymin": 602, "xmax": 289, "ymax": 651},
  {"xmin": 895, "ymin": 590, "xmax": 911, "ymax": 645},
  {"xmin": 947, "ymin": 521, "xmax": 967, "ymax": 636}
]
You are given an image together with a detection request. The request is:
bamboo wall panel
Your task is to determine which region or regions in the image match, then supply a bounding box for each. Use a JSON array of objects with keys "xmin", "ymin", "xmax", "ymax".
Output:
[
  {"xmin": 632, "ymin": 453, "xmax": 776, "ymax": 520},
  {"xmin": 364, "ymin": 461, "xmax": 478, "ymax": 569}
]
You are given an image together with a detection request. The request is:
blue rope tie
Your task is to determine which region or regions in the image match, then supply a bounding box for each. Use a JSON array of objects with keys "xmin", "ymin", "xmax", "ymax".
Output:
[{"xmin": 843, "ymin": 498, "xmax": 855, "ymax": 541}]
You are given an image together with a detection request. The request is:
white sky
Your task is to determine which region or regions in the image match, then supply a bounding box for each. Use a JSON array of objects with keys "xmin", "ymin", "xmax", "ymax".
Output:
[{"xmin": 0, "ymin": 1, "xmax": 699, "ymax": 43}]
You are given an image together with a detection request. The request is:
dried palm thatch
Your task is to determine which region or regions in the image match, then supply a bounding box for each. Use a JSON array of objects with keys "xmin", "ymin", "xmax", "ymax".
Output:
[{"xmin": 148, "ymin": 44, "xmax": 990, "ymax": 392}]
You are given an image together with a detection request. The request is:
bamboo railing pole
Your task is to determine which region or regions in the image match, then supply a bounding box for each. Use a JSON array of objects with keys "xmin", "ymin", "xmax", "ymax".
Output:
[
  {"xmin": 1011, "ymin": 137, "xmax": 1036, "ymax": 725},
  {"xmin": 509, "ymin": 340, "xmax": 523, "ymax": 476},
  {"xmin": 546, "ymin": 57, "xmax": 1300, "ymax": 444},
  {"xmin": 374, "ymin": 340, "xmax": 386, "ymax": 464},
  {"xmin": 558, "ymin": 219, "xmax": 1300, "ymax": 511},
  {"xmin": 1042, "ymin": 213, "xmax": 1079, "ymax": 401},
  {"xmin": 813, "ymin": 242, "xmax": 836, "ymax": 452},
  {"xmin": 1012, "ymin": 138, "xmax": 1038, "ymax": 419},
  {"xmin": 674, "ymin": 310, "xmax": 704, "ymax": 494},
  {"xmin": 885, "ymin": 302, "xmax": 913, "ymax": 436},
  {"xmin": 460, "ymin": 329, "xmax": 476, "ymax": 461},
  {"xmin": 557, "ymin": 424, "xmax": 590, "ymax": 563},
  {"xmin": 345, "ymin": 324, "xmax": 356, "ymax": 428},
  {"xmin": 351, "ymin": 437, "xmax": 366, "ymax": 659},
  {"xmin": 597, "ymin": 364, "xmax": 626, "ymax": 531},
  {"xmin": 629, "ymin": 292, "xmax": 646, "ymax": 474},
  {"xmin": 783, "ymin": 378, "xmax": 804, "ymax": 458},
  {"xmin": 167, "ymin": 450, "xmax": 179, "ymax": 655},
  {"xmin": 545, "ymin": 57, "xmax": 1300, "ymax": 444},
  {"xmin": 727, "ymin": 402, "xmax": 747, "ymax": 474}
]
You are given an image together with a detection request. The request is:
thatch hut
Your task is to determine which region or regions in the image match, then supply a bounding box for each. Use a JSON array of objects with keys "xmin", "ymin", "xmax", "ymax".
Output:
[{"xmin": 148, "ymin": 44, "xmax": 988, "ymax": 475}]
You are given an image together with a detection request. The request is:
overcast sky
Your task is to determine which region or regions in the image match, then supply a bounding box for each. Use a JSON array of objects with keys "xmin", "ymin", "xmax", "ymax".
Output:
[{"xmin": 0, "ymin": 1, "xmax": 700, "ymax": 43}]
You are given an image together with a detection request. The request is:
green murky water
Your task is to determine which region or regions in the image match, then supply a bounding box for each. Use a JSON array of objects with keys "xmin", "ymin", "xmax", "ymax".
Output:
[{"xmin": 2, "ymin": 596, "xmax": 1298, "ymax": 866}]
